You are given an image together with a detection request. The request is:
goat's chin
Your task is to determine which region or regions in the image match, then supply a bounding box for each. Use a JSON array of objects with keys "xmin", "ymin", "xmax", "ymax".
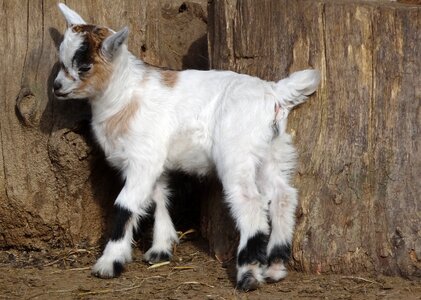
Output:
[
  {"xmin": 55, "ymin": 95, "xmax": 70, "ymax": 100},
  {"xmin": 55, "ymin": 92, "xmax": 88, "ymax": 101}
]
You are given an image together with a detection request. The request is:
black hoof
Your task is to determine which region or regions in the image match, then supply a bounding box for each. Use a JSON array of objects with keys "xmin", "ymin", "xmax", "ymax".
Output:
[
  {"xmin": 112, "ymin": 261, "xmax": 124, "ymax": 276},
  {"xmin": 237, "ymin": 271, "xmax": 259, "ymax": 292},
  {"xmin": 264, "ymin": 276, "xmax": 277, "ymax": 284},
  {"xmin": 143, "ymin": 250, "xmax": 172, "ymax": 264}
]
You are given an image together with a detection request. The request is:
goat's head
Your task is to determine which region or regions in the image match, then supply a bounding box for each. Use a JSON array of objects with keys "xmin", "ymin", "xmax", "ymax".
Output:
[{"xmin": 53, "ymin": 3, "xmax": 129, "ymax": 100}]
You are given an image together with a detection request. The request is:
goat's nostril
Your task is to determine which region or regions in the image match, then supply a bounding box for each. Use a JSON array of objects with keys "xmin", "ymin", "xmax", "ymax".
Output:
[{"xmin": 53, "ymin": 81, "xmax": 62, "ymax": 91}]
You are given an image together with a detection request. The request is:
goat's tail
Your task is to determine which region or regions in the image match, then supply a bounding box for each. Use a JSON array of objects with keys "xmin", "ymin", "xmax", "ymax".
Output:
[{"xmin": 275, "ymin": 69, "xmax": 321, "ymax": 110}]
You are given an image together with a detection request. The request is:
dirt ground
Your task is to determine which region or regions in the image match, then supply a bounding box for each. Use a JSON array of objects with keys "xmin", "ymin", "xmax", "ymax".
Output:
[{"xmin": 0, "ymin": 238, "xmax": 420, "ymax": 300}]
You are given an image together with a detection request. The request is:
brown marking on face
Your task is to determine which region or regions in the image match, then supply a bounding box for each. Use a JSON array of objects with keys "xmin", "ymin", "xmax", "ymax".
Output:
[
  {"xmin": 105, "ymin": 97, "xmax": 140, "ymax": 138},
  {"xmin": 71, "ymin": 25, "xmax": 114, "ymax": 96},
  {"xmin": 77, "ymin": 59, "xmax": 113, "ymax": 94},
  {"xmin": 160, "ymin": 70, "xmax": 179, "ymax": 88},
  {"xmin": 72, "ymin": 25, "xmax": 111, "ymax": 37}
]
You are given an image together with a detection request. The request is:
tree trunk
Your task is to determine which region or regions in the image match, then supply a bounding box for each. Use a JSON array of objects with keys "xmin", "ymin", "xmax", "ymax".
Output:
[
  {"xmin": 207, "ymin": 0, "xmax": 421, "ymax": 277},
  {"xmin": 0, "ymin": 0, "xmax": 208, "ymax": 250}
]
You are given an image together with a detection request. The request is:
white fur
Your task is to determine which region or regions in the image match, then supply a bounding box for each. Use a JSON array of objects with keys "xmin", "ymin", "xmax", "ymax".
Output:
[
  {"xmin": 264, "ymin": 262, "xmax": 288, "ymax": 282},
  {"xmin": 143, "ymin": 177, "xmax": 179, "ymax": 261},
  {"xmin": 55, "ymin": 27, "xmax": 95, "ymax": 98},
  {"xmin": 92, "ymin": 214, "xmax": 137, "ymax": 277},
  {"xmin": 56, "ymin": 3, "xmax": 320, "ymax": 287}
]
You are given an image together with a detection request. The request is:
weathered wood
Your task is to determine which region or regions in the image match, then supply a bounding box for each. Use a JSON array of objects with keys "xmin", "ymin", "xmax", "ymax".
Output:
[
  {"xmin": 208, "ymin": 0, "xmax": 421, "ymax": 277},
  {"xmin": 200, "ymin": 178, "xmax": 237, "ymax": 264},
  {"xmin": 0, "ymin": 0, "xmax": 207, "ymax": 249}
]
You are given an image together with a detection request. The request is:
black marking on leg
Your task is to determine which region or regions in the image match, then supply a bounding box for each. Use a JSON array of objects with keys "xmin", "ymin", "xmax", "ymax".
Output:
[
  {"xmin": 143, "ymin": 251, "xmax": 172, "ymax": 264},
  {"xmin": 113, "ymin": 261, "xmax": 124, "ymax": 277},
  {"xmin": 237, "ymin": 270, "xmax": 259, "ymax": 291},
  {"xmin": 110, "ymin": 205, "xmax": 132, "ymax": 241},
  {"xmin": 237, "ymin": 232, "xmax": 268, "ymax": 266},
  {"xmin": 268, "ymin": 243, "xmax": 291, "ymax": 266}
]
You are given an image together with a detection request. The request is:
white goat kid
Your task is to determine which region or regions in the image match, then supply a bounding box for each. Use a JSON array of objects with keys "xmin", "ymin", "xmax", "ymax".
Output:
[{"xmin": 54, "ymin": 4, "xmax": 320, "ymax": 291}]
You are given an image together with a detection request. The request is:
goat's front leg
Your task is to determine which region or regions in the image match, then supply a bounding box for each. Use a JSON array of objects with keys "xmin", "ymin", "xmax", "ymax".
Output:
[
  {"xmin": 92, "ymin": 162, "xmax": 164, "ymax": 278},
  {"xmin": 143, "ymin": 176, "xmax": 179, "ymax": 263}
]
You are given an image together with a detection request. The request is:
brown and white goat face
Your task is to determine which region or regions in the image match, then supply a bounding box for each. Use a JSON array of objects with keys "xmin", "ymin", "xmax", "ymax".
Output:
[{"xmin": 53, "ymin": 4, "xmax": 128, "ymax": 100}]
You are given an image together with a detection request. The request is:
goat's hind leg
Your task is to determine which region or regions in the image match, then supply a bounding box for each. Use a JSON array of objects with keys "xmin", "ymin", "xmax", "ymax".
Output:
[
  {"xmin": 143, "ymin": 176, "xmax": 179, "ymax": 263},
  {"xmin": 228, "ymin": 183, "xmax": 270, "ymax": 291},
  {"xmin": 220, "ymin": 165, "xmax": 270, "ymax": 291},
  {"xmin": 265, "ymin": 182, "xmax": 296, "ymax": 282},
  {"xmin": 258, "ymin": 136, "xmax": 298, "ymax": 283}
]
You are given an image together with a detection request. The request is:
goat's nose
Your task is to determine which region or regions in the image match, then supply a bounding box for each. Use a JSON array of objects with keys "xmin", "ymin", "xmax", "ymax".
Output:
[{"xmin": 53, "ymin": 80, "xmax": 62, "ymax": 91}]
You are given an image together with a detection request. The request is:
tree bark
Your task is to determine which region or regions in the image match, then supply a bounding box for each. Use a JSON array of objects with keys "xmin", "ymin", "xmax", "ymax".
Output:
[
  {"xmin": 0, "ymin": 0, "xmax": 208, "ymax": 250},
  {"xmin": 207, "ymin": 0, "xmax": 421, "ymax": 277}
]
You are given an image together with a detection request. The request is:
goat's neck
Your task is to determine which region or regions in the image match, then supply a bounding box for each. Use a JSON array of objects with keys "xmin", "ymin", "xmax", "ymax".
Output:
[{"xmin": 90, "ymin": 49, "xmax": 144, "ymax": 121}]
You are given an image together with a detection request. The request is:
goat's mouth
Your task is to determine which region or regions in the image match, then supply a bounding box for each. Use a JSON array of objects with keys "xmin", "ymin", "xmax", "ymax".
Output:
[{"xmin": 54, "ymin": 91, "xmax": 71, "ymax": 98}]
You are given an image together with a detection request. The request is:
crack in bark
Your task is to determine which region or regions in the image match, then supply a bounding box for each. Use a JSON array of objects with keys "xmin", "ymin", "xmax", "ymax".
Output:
[
  {"xmin": 0, "ymin": 119, "xmax": 9, "ymax": 202},
  {"xmin": 34, "ymin": 0, "xmax": 45, "ymax": 82},
  {"xmin": 19, "ymin": 0, "xmax": 30, "ymax": 88},
  {"xmin": 320, "ymin": 1, "xmax": 328, "ymax": 142}
]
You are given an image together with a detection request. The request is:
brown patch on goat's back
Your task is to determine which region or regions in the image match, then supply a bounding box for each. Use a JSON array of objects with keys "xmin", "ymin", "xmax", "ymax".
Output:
[
  {"xmin": 105, "ymin": 97, "xmax": 140, "ymax": 138},
  {"xmin": 160, "ymin": 70, "xmax": 179, "ymax": 88}
]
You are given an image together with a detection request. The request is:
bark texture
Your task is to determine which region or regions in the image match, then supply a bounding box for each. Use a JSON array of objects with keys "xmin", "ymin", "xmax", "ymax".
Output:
[
  {"xmin": 0, "ymin": 0, "xmax": 208, "ymax": 250},
  {"xmin": 208, "ymin": 0, "xmax": 420, "ymax": 277}
]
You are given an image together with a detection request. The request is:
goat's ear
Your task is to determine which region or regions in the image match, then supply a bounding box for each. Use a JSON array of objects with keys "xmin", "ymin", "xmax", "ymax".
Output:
[
  {"xmin": 58, "ymin": 3, "xmax": 86, "ymax": 26},
  {"xmin": 101, "ymin": 27, "xmax": 129, "ymax": 59}
]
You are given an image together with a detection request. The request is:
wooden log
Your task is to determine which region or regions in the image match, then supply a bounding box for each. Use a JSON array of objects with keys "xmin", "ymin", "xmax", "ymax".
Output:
[
  {"xmin": 208, "ymin": 0, "xmax": 421, "ymax": 277},
  {"xmin": 0, "ymin": 0, "xmax": 207, "ymax": 250}
]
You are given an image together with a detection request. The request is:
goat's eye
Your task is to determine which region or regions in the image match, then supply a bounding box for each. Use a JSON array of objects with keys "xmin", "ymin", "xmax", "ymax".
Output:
[{"xmin": 78, "ymin": 65, "xmax": 92, "ymax": 74}]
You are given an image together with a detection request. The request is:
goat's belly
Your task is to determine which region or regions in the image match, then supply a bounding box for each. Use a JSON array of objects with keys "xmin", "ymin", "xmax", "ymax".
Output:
[{"xmin": 165, "ymin": 134, "xmax": 213, "ymax": 176}]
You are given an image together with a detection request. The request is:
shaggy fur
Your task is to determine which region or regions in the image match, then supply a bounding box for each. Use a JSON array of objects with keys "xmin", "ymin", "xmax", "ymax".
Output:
[{"xmin": 54, "ymin": 3, "xmax": 320, "ymax": 291}]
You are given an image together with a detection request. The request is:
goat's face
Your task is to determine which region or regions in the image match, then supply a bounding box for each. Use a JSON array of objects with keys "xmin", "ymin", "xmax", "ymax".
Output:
[
  {"xmin": 54, "ymin": 25, "xmax": 113, "ymax": 100},
  {"xmin": 54, "ymin": 4, "xmax": 129, "ymax": 100}
]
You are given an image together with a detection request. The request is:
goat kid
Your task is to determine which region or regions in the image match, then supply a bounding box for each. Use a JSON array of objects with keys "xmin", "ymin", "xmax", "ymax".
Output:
[{"xmin": 54, "ymin": 3, "xmax": 320, "ymax": 291}]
